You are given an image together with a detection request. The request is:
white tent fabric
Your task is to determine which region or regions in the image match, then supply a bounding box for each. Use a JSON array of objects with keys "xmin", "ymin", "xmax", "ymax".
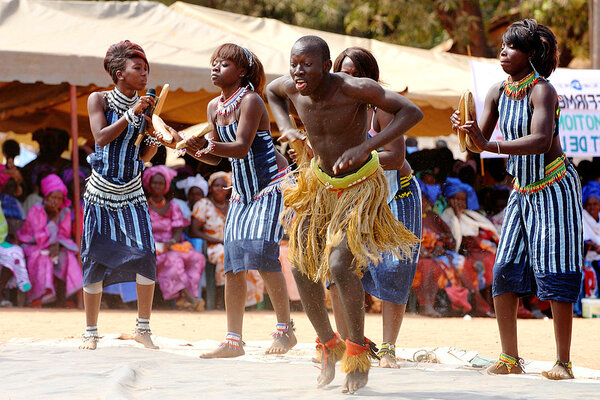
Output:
[{"xmin": 0, "ymin": 0, "xmax": 499, "ymax": 137}]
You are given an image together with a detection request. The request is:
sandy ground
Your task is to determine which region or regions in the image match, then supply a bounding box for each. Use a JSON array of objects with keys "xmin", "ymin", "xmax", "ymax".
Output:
[{"xmin": 1, "ymin": 309, "xmax": 600, "ymax": 399}]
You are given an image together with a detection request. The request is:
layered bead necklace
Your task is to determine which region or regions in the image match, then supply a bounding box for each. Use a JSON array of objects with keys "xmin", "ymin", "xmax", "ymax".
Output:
[
  {"xmin": 216, "ymin": 85, "xmax": 250, "ymax": 116},
  {"xmin": 107, "ymin": 87, "xmax": 139, "ymax": 116},
  {"xmin": 503, "ymin": 71, "xmax": 539, "ymax": 100}
]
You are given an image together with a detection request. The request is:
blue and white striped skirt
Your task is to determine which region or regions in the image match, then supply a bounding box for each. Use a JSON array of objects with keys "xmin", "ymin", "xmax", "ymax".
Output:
[
  {"xmin": 81, "ymin": 170, "xmax": 156, "ymax": 286},
  {"xmin": 361, "ymin": 176, "xmax": 422, "ymax": 305},
  {"xmin": 493, "ymin": 163, "xmax": 583, "ymax": 302},
  {"xmin": 223, "ymin": 183, "xmax": 284, "ymax": 274}
]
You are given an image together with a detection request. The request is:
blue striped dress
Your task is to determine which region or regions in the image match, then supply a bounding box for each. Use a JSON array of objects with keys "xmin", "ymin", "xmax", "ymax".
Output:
[
  {"xmin": 361, "ymin": 171, "xmax": 422, "ymax": 305},
  {"xmin": 81, "ymin": 105, "xmax": 156, "ymax": 287},
  {"xmin": 217, "ymin": 121, "xmax": 284, "ymax": 273},
  {"xmin": 493, "ymin": 86, "xmax": 583, "ymax": 302}
]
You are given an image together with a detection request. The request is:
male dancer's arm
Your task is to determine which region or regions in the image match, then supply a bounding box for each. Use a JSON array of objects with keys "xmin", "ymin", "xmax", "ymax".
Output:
[
  {"xmin": 333, "ymin": 78, "xmax": 423, "ymax": 174},
  {"xmin": 265, "ymin": 76, "xmax": 304, "ymax": 143}
]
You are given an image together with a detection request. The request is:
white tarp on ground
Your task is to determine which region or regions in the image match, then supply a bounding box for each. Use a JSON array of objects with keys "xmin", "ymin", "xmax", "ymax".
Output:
[{"xmin": 1, "ymin": 337, "xmax": 600, "ymax": 399}]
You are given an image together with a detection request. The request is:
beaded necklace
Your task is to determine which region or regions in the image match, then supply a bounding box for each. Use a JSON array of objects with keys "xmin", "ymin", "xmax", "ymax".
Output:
[
  {"xmin": 106, "ymin": 87, "xmax": 139, "ymax": 116},
  {"xmin": 216, "ymin": 85, "xmax": 250, "ymax": 116},
  {"xmin": 503, "ymin": 71, "xmax": 539, "ymax": 100}
]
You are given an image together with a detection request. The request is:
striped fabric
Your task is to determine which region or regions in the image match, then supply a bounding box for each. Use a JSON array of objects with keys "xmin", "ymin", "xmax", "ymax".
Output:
[
  {"xmin": 86, "ymin": 108, "xmax": 145, "ymax": 185},
  {"xmin": 216, "ymin": 121, "xmax": 279, "ymax": 203},
  {"xmin": 81, "ymin": 107, "xmax": 156, "ymax": 286},
  {"xmin": 216, "ymin": 121, "xmax": 284, "ymax": 272},
  {"xmin": 495, "ymin": 163, "xmax": 582, "ymax": 275},
  {"xmin": 498, "ymin": 89, "xmax": 559, "ymax": 187},
  {"xmin": 361, "ymin": 175, "xmax": 422, "ymax": 305}
]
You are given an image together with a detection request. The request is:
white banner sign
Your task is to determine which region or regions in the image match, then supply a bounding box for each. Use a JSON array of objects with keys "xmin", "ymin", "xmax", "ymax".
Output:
[{"xmin": 470, "ymin": 60, "xmax": 600, "ymax": 158}]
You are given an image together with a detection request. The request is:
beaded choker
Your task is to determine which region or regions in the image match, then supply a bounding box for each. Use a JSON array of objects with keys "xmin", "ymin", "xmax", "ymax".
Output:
[
  {"xmin": 216, "ymin": 85, "xmax": 250, "ymax": 116},
  {"xmin": 503, "ymin": 71, "xmax": 539, "ymax": 100},
  {"xmin": 106, "ymin": 87, "xmax": 139, "ymax": 116}
]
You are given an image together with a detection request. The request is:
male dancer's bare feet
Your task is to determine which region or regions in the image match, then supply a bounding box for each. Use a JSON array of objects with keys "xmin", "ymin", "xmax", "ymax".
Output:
[
  {"xmin": 316, "ymin": 346, "xmax": 343, "ymax": 388},
  {"xmin": 266, "ymin": 329, "xmax": 297, "ymax": 355},
  {"xmin": 542, "ymin": 362, "xmax": 574, "ymax": 380},
  {"xmin": 341, "ymin": 371, "xmax": 369, "ymax": 394},
  {"xmin": 200, "ymin": 345, "xmax": 245, "ymax": 359},
  {"xmin": 379, "ymin": 354, "xmax": 399, "ymax": 368},
  {"xmin": 486, "ymin": 362, "xmax": 523, "ymax": 375},
  {"xmin": 79, "ymin": 337, "xmax": 98, "ymax": 350},
  {"xmin": 134, "ymin": 331, "xmax": 159, "ymax": 349}
]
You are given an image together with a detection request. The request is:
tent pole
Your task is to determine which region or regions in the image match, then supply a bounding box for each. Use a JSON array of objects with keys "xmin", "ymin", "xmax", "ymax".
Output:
[{"xmin": 69, "ymin": 84, "xmax": 82, "ymax": 251}]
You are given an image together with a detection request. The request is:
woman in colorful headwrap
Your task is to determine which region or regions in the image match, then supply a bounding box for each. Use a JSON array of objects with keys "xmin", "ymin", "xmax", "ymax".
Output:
[
  {"xmin": 412, "ymin": 179, "xmax": 470, "ymax": 317},
  {"xmin": 143, "ymin": 165, "xmax": 205, "ymax": 310},
  {"xmin": 0, "ymin": 203, "xmax": 29, "ymax": 307},
  {"xmin": 174, "ymin": 173, "xmax": 209, "ymax": 220},
  {"xmin": 326, "ymin": 47, "xmax": 422, "ymax": 368},
  {"xmin": 452, "ymin": 20, "xmax": 582, "ymax": 379},
  {"xmin": 17, "ymin": 174, "xmax": 82, "ymax": 306},
  {"xmin": 190, "ymin": 171, "xmax": 265, "ymax": 308},
  {"xmin": 441, "ymin": 177, "xmax": 498, "ymax": 317},
  {"xmin": 82, "ymin": 40, "xmax": 159, "ymax": 350}
]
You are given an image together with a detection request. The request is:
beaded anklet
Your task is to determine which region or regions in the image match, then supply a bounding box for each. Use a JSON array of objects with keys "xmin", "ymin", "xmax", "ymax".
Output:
[
  {"xmin": 551, "ymin": 360, "xmax": 574, "ymax": 378},
  {"xmin": 377, "ymin": 342, "xmax": 396, "ymax": 360},
  {"xmin": 220, "ymin": 332, "xmax": 242, "ymax": 350},
  {"xmin": 495, "ymin": 352, "xmax": 524, "ymax": 373},
  {"xmin": 135, "ymin": 318, "xmax": 152, "ymax": 336},
  {"xmin": 82, "ymin": 326, "xmax": 99, "ymax": 342},
  {"xmin": 272, "ymin": 320, "xmax": 295, "ymax": 339}
]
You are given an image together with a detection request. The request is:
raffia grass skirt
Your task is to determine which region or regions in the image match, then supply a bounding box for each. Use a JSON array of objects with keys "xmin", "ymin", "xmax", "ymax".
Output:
[{"xmin": 281, "ymin": 161, "xmax": 419, "ymax": 282}]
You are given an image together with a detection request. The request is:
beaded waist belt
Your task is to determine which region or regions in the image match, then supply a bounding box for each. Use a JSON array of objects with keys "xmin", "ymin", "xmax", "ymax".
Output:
[
  {"xmin": 311, "ymin": 151, "xmax": 379, "ymax": 192},
  {"xmin": 84, "ymin": 170, "xmax": 146, "ymax": 209},
  {"xmin": 513, "ymin": 154, "xmax": 567, "ymax": 194},
  {"xmin": 399, "ymin": 174, "xmax": 413, "ymax": 189}
]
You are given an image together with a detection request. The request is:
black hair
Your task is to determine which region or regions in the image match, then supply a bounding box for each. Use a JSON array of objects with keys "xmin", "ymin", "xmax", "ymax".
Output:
[
  {"xmin": 211, "ymin": 43, "xmax": 266, "ymax": 96},
  {"xmin": 294, "ymin": 35, "xmax": 331, "ymax": 62},
  {"xmin": 2, "ymin": 139, "xmax": 20, "ymax": 159},
  {"xmin": 502, "ymin": 19, "xmax": 559, "ymax": 78},
  {"xmin": 332, "ymin": 47, "xmax": 379, "ymax": 81},
  {"xmin": 104, "ymin": 40, "xmax": 149, "ymax": 84}
]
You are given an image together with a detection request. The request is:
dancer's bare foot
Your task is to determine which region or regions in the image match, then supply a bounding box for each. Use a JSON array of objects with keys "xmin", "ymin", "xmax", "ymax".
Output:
[
  {"xmin": 79, "ymin": 337, "xmax": 98, "ymax": 350},
  {"xmin": 134, "ymin": 330, "xmax": 159, "ymax": 349},
  {"xmin": 316, "ymin": 346, "xmax": 343, "ymax": 388},
  {"xmin": 421, "ymin": 304, "xmax": 442, "ymax": 318},
  {"xmin": 200, "ymin": 344, "xmax": 245, "ymax": 359},
  {"xmin": 542, "ymin": 361, "xmax": 574, "ymax": 380},
  {"xmin": 266, "ymin": 321, "xmax": 297, "ymax": 354},
  {"xmin": 266, "ymin": 330, "xmax": 297, "ymax": 355},
  {"xmin": 486, "ymin": 361, "xmax": 523, "ymax": 375},
  {"xmin": 379, "ymin": 354, "xmax": 399, "ymax": 368},
  {"xmin": 341, "ymin": 370, "xmax": 369, "ymax": 394}
]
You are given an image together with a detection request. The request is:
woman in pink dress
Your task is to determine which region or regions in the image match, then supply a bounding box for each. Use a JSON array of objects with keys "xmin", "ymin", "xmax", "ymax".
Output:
[
  {"xmin": 190, "ymin": 171, "xmax": 264, "ymax": 307},
  {"xmin": 17, "ymin": 174, "xmax": 82, "ymax": 305},
  {"xmin": 143, "ymin": 166, "xmax": 206, "ymax": 311}
]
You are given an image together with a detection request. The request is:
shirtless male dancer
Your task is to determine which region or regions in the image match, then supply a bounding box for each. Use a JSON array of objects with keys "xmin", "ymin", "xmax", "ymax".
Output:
[{"xmin": 266, "ymin": 36, "xmax": 423, "ymax": 394}]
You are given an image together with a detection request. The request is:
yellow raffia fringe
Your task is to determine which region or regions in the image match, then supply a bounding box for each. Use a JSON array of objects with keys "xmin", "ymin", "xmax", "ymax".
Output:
[
  {"xmin": 281, "ymin": 156, "xmax": 419, "ymax": 282},
  {"xmin": 340, "ymin": 351, "xmax": 371, "ymax": 374}
]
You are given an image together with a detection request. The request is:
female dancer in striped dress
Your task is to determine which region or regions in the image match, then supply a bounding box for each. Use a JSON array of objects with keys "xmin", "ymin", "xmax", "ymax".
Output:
[
  {"xmin": 329, "ymin": 47, "xmax": 422, "ymax": 368},
  {"xmin": 167, "ymin": 44, "xmax": 295, "ymax": 358},
  {"xmin": 453, "ymin": 19, "xmax": 582, "ymax": 379},
  {"xmin": 81, "ymin": 40, "xmax": 159, "ymax": 350}
]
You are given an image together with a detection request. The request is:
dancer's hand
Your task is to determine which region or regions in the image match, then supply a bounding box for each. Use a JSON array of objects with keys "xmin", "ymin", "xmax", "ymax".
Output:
[
  {"xmin": 185, "ymin": 135, "xmax": 208, "ymax": 154},
  {"xmin": 278, "ymin": 128, "xmax": 304, "ymax": 144},
  {"xmin": 459, "ymin": 120, "xmax": 486, "ymax": 152},
  {"xmin": 333, "ymin": 143, "xmax": 370, "ymax": 175},
  {"xmin": 132, "ymin": 95, "xmax": 155, "ymax": 115}
]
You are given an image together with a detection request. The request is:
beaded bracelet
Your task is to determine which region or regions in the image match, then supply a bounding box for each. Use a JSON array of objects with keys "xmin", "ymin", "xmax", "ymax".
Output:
[{"xmin": 195, "ymin": 138, "xmax": 216, "ymax": 158}]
